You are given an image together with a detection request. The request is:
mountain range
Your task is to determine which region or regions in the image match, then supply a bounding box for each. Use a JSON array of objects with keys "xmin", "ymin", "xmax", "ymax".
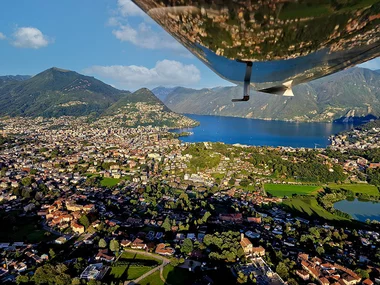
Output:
[
  {"xmin": 153, "ymin": 67, "xmax": 380, "ymax": 123},
  {"xmin": 0, "ymin": 67, "xmax": 197, "ymax": 128},
  {"xmin": 1, "ymin": 66, "xmax": 380, "ymax": 124}
]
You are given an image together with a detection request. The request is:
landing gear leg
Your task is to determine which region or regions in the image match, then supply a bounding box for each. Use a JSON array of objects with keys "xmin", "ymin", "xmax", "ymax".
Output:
[{"xmin": 232, "ymin": 61, "xmax": 253, "ymax": 102}]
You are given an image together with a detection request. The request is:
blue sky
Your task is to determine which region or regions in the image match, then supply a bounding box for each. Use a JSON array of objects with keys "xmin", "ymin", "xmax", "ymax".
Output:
[
  {"xmin": 0, "ymin": 0, "xmax": 232, "ymax": 90},
  {"xmin": 0, "ymin": 0, "xmax": 379, "ymax": 91}
]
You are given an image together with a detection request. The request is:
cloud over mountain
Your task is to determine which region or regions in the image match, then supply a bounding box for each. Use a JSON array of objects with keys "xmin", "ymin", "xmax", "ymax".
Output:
[{"xmin": 83, "ymin": 60, "xmax": 201, "ymax": 89}]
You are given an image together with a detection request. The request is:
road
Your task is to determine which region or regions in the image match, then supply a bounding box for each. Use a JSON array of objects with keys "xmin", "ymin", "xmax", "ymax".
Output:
[{"xmin": 121, "ymin": 249, "xmax": 170, "ymax": 285}]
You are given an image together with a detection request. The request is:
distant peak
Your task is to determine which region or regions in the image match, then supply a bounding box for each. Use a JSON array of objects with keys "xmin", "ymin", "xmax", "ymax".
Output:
[
  {"xmin": 136, "ymin": 87, "xmax": 150, "ymax": 92},
  {"xmin": 49, "ymin": 67, "xmax": 71, "ymax": 72}
]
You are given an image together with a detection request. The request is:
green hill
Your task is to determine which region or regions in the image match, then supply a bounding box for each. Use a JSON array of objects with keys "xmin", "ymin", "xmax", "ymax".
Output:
[
  {"xmin": 104, "ymin": 88, "xmax": 170, "ymax": 115},
  {"xmin": 102, "ymin": 88, "xmax": 197, "ymax": 128},
  {"xmin": 0, "ymin": 67, "xmax": 129, "ymax": 117},
  {"xmin": 0, "ymin": 67, "xmax": 198, "ymax": 128}
]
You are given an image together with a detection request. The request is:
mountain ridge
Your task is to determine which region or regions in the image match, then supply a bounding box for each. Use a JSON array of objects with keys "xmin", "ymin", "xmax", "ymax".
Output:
[
  {"xmin": 2, "ymin": 66, "xmax": 380, "ymax": 123},
  {"xmin": 0, "ymin": 67, "xmax": 198, "ymax": 128},
  {"xmin": 153, "ymin": 67, "xmax": 380, "ymax": 123},
  {"xmin": 0, "ymin": 67, "xmax": 129, "ymax": 117}
]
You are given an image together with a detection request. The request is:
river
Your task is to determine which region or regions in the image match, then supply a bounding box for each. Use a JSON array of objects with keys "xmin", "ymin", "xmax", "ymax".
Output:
[
  {"xmin": 334, "ymin": 199, "xmax": 380, "ymax": 222},
  {"xmin": 172, "ymin": 114, "xmax": 358, "ymax": 148}
]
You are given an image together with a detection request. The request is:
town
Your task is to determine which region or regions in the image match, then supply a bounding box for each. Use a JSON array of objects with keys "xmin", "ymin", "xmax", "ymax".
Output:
[{"xmin": 0, "ymin": 116, "xmax": 379, "ymax": 285}]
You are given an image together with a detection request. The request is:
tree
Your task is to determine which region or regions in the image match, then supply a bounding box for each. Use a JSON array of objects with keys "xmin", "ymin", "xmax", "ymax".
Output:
[
  {"xmin": 239, "ymin": 179, "xmax": 249, "ymax": 187},
  {"xmin": 316, "ymin": 246, "xmax": 325, "ymax": 256},
  {"xmin": 225, "ymin": 251, "xmax": 236, "ymax": 262},
  {"xmin": 21, "ymin": 188, "xmax": 31, "ymax": 198},
  {"xmin": 79, "ymin": 215, "xmax": 90, "ymax": 229},
  {"xmin": 276, "ymin": 262, "xmax": 289, "ymax": 280},
  {"xmin": 162, "ymin": 216, "xmax": 171, "ymax": 232},
  {"xmin": 237, "ymin": 271, "xmax": 248, "ymax": 284},
  {"xmin": 287, "ymin": 278, "xmax": 299, "ymax": 285},
  {"xmin": 309, "ymin": 227, "xmax": 321, "ymax": 239},
  {"xmin": 21, "ymin": 176, "xmax": 32, "ymax": 187},
  {"xmin": 181, "ymin": 238, "xmax": 193, "ymax": 255},
  {"xmin": 355, "ymin": 269, "xmax": 369, "ymax": 279},
  {"xmin": 16, "ymin": 275, "xmax": 29, "ymax": 284},
  {"xmin": 49, "ymin": 248, "xmax": 56, "ymax": 259},
  {"xmin": 87, "ymin": 280, "xmax": 101, "ymax": 285},
  {"xmin": 71, "ymin": 278, "xmax": 81, "ymax": 285},
  {"xmin": 109, "ymin": 239, "xmax": 120, "ymax": 252},
  {"xmin": 170, "ymin": 257, "xmax": 180, "ymax": 267},
  {"xmin": 98, "ymin": 238, "xmax": 107, "ymax": 248},
  {"xmin": 202, "ymin": 211, "xmax": 211, "ymax": 223},
  {"xmin": 33, "ymin": 264, "xmax": 71, "ymax": 285}
]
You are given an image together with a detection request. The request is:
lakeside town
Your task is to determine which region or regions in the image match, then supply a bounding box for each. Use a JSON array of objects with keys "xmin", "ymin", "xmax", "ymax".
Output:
[{"xmin": 0, "ymin": 116, "xmax": 379, "ymax": 285}]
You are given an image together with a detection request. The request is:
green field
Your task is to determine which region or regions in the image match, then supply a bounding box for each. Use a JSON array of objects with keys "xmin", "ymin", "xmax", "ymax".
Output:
[
  {"xmin": 138, "ymin": 269, "xmax": 163, "ymax": 285},
  {"xmin": 110, "ymin": 265, "xmax": 127, "ymax": 279},
  {"xmin": 328, "ymin": 183, "xmax": 379, "ymax": 196},
  {"xmin": 264, "ymin": 183, "xmax": 321, "ymax": 197},
  {"xmin": 100, "ymin": 177, "xmax": 121, "ymax": 187},
  {"xmin": 120, "ymin": 251, "xmax": 162, "ymax": 264},
  {"xmin": 283, "ymin": 197, "xmax": 349, "ymax": 221},
  {"xmin": 110, "ymin": 265, "xmax": 152, "ymax": 280},
  {"xmin": 139, "ymin": 265, "xmax": 195, "ymax": 285},
  {"xmin": 108, "ymin": 251, "xmax": 162, "ymax": 282}
]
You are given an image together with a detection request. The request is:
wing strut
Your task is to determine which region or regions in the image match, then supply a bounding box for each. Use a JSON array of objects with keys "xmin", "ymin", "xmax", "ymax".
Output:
[{"xmin": 232, "ymin": 61, "xmax": 253, "ymax": 102}]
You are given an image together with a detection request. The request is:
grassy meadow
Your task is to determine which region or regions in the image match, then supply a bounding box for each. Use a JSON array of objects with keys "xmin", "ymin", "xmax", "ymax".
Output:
[{"xmin": 264, "ymin": 183, "xmax": 321, "ymax": 197}]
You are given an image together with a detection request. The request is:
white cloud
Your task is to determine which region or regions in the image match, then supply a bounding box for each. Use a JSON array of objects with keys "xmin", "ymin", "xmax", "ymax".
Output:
[
  {"xmin": 0, "ymin": 32, "xmax": 6, "ymax": 40},
  {"xmin": 112, "ymin": 23, "xmax": 182, "ymax": 50},
  {"xmin": 109, "ymin": 0, "xmax": 189, "ymax": 53},
  {"xmin": 12, "ymin": 27, "xmax": 51, "ymax": 49},
  {"xmin": 117, "ymin": 0, "xmax": 145, "ymax": 17},
  {"xmin": 83, "ymin": 60, "xmax": 201, "ymax": 89}
]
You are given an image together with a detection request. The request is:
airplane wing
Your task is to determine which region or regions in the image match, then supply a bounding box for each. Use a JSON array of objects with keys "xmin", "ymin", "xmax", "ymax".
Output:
[{"xmin": 132, "ymin": 0, "xmax": 380, "ymax": 100}]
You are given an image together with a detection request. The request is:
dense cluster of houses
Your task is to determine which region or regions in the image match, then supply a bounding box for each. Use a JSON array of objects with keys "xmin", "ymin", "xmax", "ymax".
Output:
[
  {"xmin": 298, "ymin": 253, "xmax": 363, "ymax": 285},
  {"xmin": 330, "ymin": 127, "xmax": 380, "ymax": 151},
  {"xmin": 0, "ymin": 116, "xmax": 379, "ymax": 284}
]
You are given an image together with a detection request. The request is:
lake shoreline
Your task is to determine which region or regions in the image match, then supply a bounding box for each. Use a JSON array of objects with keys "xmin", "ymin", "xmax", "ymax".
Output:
[
  {"xmin": 171, "ymin": 114, "xmax": 360, "ymax": 148},
  {"xmin": 179, "ymin": 113, "xmax": 375, "ymax": 124},
  {"xmin": 333, "ymin": 198, "xmax": 380, "ymax": 223}
]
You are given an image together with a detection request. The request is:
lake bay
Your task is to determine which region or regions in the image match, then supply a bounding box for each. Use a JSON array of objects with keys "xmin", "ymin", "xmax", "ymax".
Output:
[
  {"xmin": 334, "ymin": 199, "xmax": 380, "ymax": 222},
  {"xmin": 172, "ymin": 114, "xmax": 358, "ymax": 148}
]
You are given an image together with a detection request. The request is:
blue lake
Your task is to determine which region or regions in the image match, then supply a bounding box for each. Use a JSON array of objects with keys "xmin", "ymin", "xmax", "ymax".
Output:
[
  {"xmin": 334, "ymin": 199, "xmax": 380, "ymax": 222},
  {"xmin": 172, "ymin": 114, "xmax": 358, "ymax": 148}
]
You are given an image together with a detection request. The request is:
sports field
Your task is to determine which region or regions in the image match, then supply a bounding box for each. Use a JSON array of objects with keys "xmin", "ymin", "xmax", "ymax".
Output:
[
  {"xmin": 328, "ymin": 183, "xmax": 379, "ymax": 196},
  {"xmin": 107, "ymin": 251, "xmax": 161, "ymax": 282},
  {"xmin": 264, "ymin": 184, "xmax": 321, "ymax": 197},
  {"xmin": 110, "ymin": 265, "xmax": 152, "ymax": 280},
  {"xmin": 100, "ymin": 177, "xmax": 121, "ymax": 187},
  {"xmin": 139, "ymin": 264, "xmax": 195, "ymax": 285}
]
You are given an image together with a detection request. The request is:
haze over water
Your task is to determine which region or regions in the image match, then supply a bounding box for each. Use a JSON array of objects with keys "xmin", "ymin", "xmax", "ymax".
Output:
[{"xmin": 172, "ymin": 114, "xmax": 359, "ymax": 148}]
